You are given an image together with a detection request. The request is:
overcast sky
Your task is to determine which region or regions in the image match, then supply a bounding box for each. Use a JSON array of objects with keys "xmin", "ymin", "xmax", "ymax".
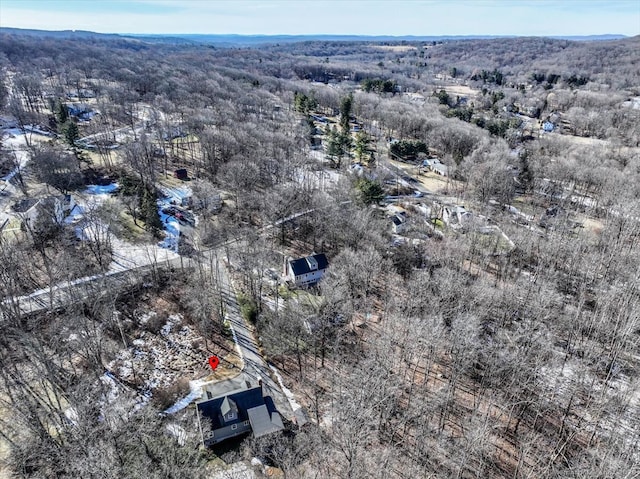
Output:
[{"xmin": 1, "ymin": 0, "xmax": 639, "ymax": 37}]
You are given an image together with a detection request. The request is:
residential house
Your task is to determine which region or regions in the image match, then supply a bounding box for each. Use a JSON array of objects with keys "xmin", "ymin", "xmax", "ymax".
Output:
[
  {"xmin": 162, "ymin": 127, "xmax": 188, "ymax": 141},
  {"xmin": 442, "ymin": 205, "xmax": 473, "ymax": 229},
  {"xmin": 196, "ymin": 385, "xmax": 284, "ymax": 446},
  {"xmin": 421, "ymin": 159, "xmax": 433, "ymax": 169},
  {"xmin": 392, "ymin": 213, "xmax": 406, "ymax": 234},
  {"xmin": 67, "ymin": 104, "xmax": 96, "ymax": 121},
  {"xmin": 421, "ymin": 158, "xmax": 448, "ymax": 176},
  {"xmin": 432, "ymin": 162, "xmax": 449, "ymax": 177},
  {"xmin": 286, "ymin": 253, "xmax": 329, "ymax": 287},
  {"xmin": 13, "ymin": 195, "xmax": 77, "ymax": 231},
  {"xmin": 310, "ymin": 114, "xmax": 328, "ymax": 124}
]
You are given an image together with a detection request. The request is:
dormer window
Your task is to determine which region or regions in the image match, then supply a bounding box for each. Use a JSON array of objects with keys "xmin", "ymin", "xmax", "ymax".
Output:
[
  {"xmin": 220, "ymin": 396, "xmax": 239, "ymax": 423},
  {"xmin": 305, "ymin": 256, "xmax": 318, "ymax": 271}
]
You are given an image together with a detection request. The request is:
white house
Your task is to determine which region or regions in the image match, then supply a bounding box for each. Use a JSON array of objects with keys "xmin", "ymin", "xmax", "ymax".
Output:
[
  {"xmin": 442, "ymin": 205, "xmax": 473, "ymax": 229},
  {"xmin": 422, "ymin": 158, "xmax": 449, "ymax": 176},
  {"xmin": 286, "ymin": 253, "xmax": 329, "ymax": 287},
  {"xmin": 13, "ymin": 195, "xmax": 77, "ymax": 230},
  {"xmin": 392, "ymin": 213, "xmax": 406, "ymax": 234}
]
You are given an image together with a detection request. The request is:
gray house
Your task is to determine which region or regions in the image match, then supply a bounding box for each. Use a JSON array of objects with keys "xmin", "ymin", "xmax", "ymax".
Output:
[{"xmin": 196, "ymin": 385, "xmax": 284, "ymax": 446}]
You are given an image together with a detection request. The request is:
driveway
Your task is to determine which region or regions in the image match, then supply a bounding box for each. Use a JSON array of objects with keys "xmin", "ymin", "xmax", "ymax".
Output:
[{"xmin": 211, "ymin": 251, "xmax": 298, "ymax": 423}]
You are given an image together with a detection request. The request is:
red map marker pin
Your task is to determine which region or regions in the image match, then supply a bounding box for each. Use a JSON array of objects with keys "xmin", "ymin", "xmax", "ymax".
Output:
[{"xmin": 208, "ymin": 356, "xmax": 220, "ymax": 371}]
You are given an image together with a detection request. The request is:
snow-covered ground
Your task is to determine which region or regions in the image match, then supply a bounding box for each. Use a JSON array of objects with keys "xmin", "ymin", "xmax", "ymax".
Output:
[
  {"xmin": 210, "ymin": 462, "xmax": 256, "ymax": 479},
  {"xmin": 1, "ymin": 131, "xmax": 30, "ymax": 183},
  {"xmin": 540, "ymin": 356, "xmax": 640, "ymax": 462},
  {"xmin": 163, "ymin": 379, "xmax": 206, "ymax": 414},
  {"xmin": 1, "ymin": 130, "xmax": 52, "ymax": 227},
  {"xmin": 2, "ymin": 129, "xmax": 185, "ymax": 266},
  {"xmin": 85, "ymin": 183, "xmax": 119, "ymax": 195},
  {"xmin": 157, "ymin": 186, "xmax": 193, "ymax": 252},
  {"xmin": 107, "ymin": 312, "xmax": 210, "ymax": 401},
  {"xmin": 270, "ymin": 364, "xmax": 306, "ymax": 426},
  {"xmin": 293, "ymin": 167, "xmax": 343, "ymax": 191},
  {"xmin": 70, "ymin": 182, "xmax": 180, "ymax": 272}
]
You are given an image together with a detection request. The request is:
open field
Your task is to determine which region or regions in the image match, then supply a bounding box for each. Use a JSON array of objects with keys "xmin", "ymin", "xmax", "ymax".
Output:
[
  {"xmin": 441, "ymin": 85, "xmax": 481, "ymax": 97},
  {"xmin": 372, "ymin": 45, "xmax": 417, "ymax": 52}
]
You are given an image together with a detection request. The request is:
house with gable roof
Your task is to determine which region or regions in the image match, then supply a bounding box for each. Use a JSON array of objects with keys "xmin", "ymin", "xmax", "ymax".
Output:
[
  {"xmin": 196, "ymin": 384, "xmax": 284, "ymax": 446},
  {"xmin": 285, "ymin": 253, "xmax": 329, "ymax": 287}
]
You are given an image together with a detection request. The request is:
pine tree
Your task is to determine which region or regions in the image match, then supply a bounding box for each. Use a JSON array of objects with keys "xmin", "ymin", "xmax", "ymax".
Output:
[
  {"xmin": 325, "ymin": 126, "xmax": 343, "ymax": 168},
  {"xmin": 140, "ymin": 186, "xmax": 163, "ymax": 236},
  {"xmin": 62, "ymin": 120, "xmax": 79, "ymax": 146},
  {"xmin": 339, "ymin": 94, "xmax": 353, "ymax": 136},
  {"xmin": 55, "ymin": 100, "xmax": 68, "ymax": 125},
  {"xmin": 354, "ymin": 131, "xmax": 371, "ymax": 162},
  {"xmin": 355, "ymin": 177, "xmax": 385, "ymax": 205}
]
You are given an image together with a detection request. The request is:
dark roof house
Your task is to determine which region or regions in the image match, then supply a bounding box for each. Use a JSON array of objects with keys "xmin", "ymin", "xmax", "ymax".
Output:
[
  {"xmin": 196, "ymin": 385, "xmax": 284, "ymax": 446},
  {"xmin": 286, "ymin": 253, "xmax": 329, "ymax": 287},
  {"xmin": 392, "ymin": 213, "xmax": 407, "ymax": 234}
]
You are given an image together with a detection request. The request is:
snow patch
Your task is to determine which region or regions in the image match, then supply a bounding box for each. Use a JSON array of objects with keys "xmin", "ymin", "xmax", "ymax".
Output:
[
  {"xmin": 269, "ymin": 365, "xmax": 303, "ymax": 414},
  {"xmin": 64, "ymin": 407, "xmax": 79, "ymax": 425},
  {"xmin": 85, "ymin": 183, "xmax": 119, "ymax": 195},
  {"xmin": 163, "ymin": 379, "xmax": 206, "ymax": 414},
  {"xmin": 165, "ymin": 423, "xmax": 187, "ymax": 446},
  {"xmin": 157, "ymin": 186, "xmax": 193, "ymax": 252},
  {"xmin": 209, "ymin": 462, "xmax": 256, "ymax": 479},
  {"xmin": 161, "ymin": 314, "xmax": 182, "ymax": 337},
  {"xmin": 139, "ymin": 311, "xmax": 156, "ymax": 324}
]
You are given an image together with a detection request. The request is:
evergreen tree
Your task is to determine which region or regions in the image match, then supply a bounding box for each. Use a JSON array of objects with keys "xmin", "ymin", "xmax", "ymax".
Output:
[
  {"xmin": 518, "ymin": 151, "xmax": 534, "ymax": 193},
  {"xmin": 62, "ymin": 120, "xmax": 79, "ymax": 146},
  {"xmin": 355, "ymin": 177, "xmax": 385, "ymax": 205},
  {"xmin": 140, "ymin": 186, "xmax": 163, "ymax": 236},
  {"xmin": 354, "ymin": 131, "xmax": 371, "ymax": 162},
  {"xmin": 436, "ymin": 89, "xmax": 450, "ymax": 105},
  {"xmin": 293, "ymin": 91, "xmax": 317, "ymax": 114},
  {"xmin": 339, "ymin": 94, "xmax": 353, "ymax": 136},
  {"xmin": 325, "ymin": 126, "xmax": 344, "ymax": 168},
  {"xmin": 55, "ymin": 100, "xmax": 69, "ymax": 125}
]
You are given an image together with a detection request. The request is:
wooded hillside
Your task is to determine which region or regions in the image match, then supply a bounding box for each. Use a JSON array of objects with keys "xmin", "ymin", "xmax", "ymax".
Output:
[{"xmin": 0, "ymin": 32, "xmax": 638, "ymax": 478}]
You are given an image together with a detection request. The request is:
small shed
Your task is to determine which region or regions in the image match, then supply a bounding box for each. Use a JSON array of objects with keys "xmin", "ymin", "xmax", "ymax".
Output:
[
  {"xmin": 392, "ymin": 213, "xmax": 406, "ymax": 234},
  {"xmin": 174, "ymin": 169, "xmax": 188, "ymax": 180}
]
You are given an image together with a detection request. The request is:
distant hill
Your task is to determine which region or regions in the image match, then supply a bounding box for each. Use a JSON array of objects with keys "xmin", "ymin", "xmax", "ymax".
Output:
[
  {"xmin": 549, "ymin": 34, "xmax": 629, "ymax": 41},
  {"xmin": 0, "ymin": 27, "xmax": 629, "ymax": 47},
  {"xmin": 128, "ymin": 33, "xmax": 630, "ymax": 46},
  {"xmin": 0, "ymin": 27, "xmax": 122, "ymax": 40}
]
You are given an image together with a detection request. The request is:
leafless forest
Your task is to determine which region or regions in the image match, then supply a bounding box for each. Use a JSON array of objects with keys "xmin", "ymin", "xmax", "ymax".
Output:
[{"xmin": 0, "ymin": 31, "xmax": 639, "ymax": 478}]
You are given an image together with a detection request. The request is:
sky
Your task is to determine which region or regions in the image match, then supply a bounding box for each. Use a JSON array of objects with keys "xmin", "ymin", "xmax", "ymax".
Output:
[{"xmin": 0, "ymin": 0, "xmax": 639, "ymax": 37}]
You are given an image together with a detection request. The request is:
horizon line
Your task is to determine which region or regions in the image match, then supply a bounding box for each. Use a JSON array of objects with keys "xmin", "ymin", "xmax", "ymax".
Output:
[{"xmin": 0, "ymin": 27, "xmax": 631, "ymax": 39}]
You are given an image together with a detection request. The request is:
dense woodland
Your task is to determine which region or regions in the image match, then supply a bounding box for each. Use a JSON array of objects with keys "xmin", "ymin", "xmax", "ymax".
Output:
[{"xmin": 0, "ymin": 30, "xmax": 639, "ymax": 478}]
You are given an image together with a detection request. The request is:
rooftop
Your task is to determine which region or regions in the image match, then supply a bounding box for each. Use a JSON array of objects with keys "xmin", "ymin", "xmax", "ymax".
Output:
[{"xmin": 289, "ymin": 253, "xmax": 329, "ymax": 276}]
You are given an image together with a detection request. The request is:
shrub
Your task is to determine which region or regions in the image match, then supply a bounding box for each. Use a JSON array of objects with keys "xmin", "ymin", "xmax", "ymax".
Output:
[{"xmin": 237, "ymin": 294, "xmax": 258, "ymax": 324}]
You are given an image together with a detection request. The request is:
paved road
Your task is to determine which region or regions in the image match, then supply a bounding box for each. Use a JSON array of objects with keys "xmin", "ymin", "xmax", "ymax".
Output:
[{"xmin": 1, "ymin": 256, "xmax": 185, "ymax": 319}]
